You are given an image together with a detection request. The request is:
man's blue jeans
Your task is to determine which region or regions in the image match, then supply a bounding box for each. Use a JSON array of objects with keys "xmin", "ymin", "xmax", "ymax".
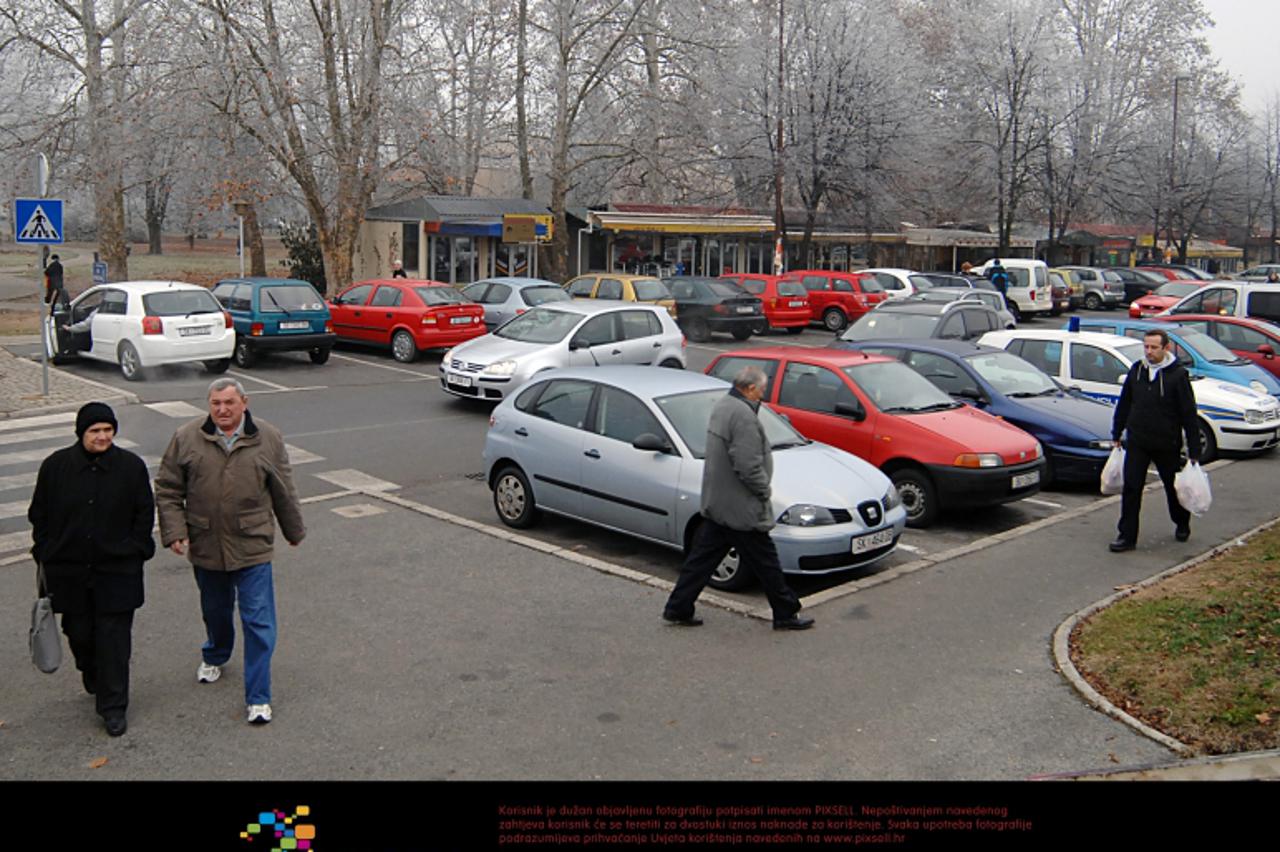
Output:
[{"xmin": 193, "ymin": 562, "xmax": 276, "ymax": 705}]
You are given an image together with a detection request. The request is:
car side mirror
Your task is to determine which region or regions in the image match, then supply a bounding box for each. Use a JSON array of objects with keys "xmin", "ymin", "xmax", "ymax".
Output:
[
  {"xmin": 834, "ymin": 401, "xmax": 866, "ymax": 421},
  {"xmin": 1259, "ymin": 344, "xmax": 1275, "ymax": 359},
  {"xmin": 568, "ymin": 337, "xmax": 585, "ymax": 351},
  {"xmin": 632, "ymin": 432, "xmax": 671, "ymax": 453},
  {"xmin": 957, "ymin": 386, "xmax": 984, "ymax": 402}
]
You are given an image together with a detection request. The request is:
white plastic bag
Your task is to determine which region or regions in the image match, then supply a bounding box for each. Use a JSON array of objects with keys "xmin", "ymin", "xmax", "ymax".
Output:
[
  {"xmin": 1100, "ymin": 446, "xmax": 1125, "ymax": 495},
  {"xmin": 1175, "ymin": 461, "xmax": 1212, "ymax": 516}
]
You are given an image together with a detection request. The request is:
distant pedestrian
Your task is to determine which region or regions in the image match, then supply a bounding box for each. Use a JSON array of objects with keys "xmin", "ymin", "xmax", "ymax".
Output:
[
  {"xmin": 1109, "ymin": 329, "xmax": 1200, "ymax": 552},
  {"xmin": 44, "ymin": 254, "xmax": 66, "ymax": 307},
  {"xmin": 1268, "ymin": 270, "xmax": 1279, "ymax": 283},
  {"xmin": 674, "ymin": 260, "xmax": 686, "ymax": 276},
  {"xmin": 391, "ymin": 259, "xmax": 407, "ymax": 279},
  {"xmin": 155, "ymin": 378, "xmax": 306, "ymax": 725},
  {"xmin": 27, "ymin": 403, "xmax": 156, "ymax": 737},
  {"xmin": 988, "ymin": 260, "xmax": 1009, "ymax": 298},
  {"xmin": 960, "ymin": 261, "xmax": 973, "ymax": 276},
  {"xmin": 663, "ymin": 365, "xmax": 814, "ymax": 631}
]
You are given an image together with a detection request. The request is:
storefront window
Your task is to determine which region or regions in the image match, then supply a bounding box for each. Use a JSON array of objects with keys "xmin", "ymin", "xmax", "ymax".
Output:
[
  {"xmin": 402, "ymin": 223, "xmax": 419, "ymax": 273},
  {"xmin": 612, "ymin": 235, "xmax": 660, "ymax": 274}
]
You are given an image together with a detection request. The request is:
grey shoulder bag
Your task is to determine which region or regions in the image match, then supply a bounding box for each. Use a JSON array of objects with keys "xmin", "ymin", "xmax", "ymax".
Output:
[{"xmin": 30, "ymin": 562, "xmax": 62, "ymax": 674}]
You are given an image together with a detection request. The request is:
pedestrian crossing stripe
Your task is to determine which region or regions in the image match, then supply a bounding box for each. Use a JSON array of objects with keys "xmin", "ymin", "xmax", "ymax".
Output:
[{"xmin": 15, "ymin": 200, "xmax": 62, "ymax": 242}]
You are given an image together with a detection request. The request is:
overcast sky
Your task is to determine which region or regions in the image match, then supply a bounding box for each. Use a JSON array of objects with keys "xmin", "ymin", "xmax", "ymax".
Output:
[{"xmin": 1202, "ymin": 0, "xmax": 1279, "ymax": 111}]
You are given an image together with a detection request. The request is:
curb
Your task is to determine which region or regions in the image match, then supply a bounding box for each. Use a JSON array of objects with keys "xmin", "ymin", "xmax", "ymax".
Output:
[
  {"xmin": 1051, "ymin": 512, "xmax": 1280, "ymax": 759},
  {"xmin": 1030, "ymin": 747, "xmax": 1280, "ymax": 781}
]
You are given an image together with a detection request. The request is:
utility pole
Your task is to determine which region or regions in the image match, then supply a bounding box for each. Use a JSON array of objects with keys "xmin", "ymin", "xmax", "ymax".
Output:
[
  {"xmin": 1167, "ymin": 76, "xmax": 1189, "ymax": 262},
  {"xmin": 35, "ymin": 153, "xmax": 50, "ymax": 396},
  {"xmin": 773, "ymin": 0, "xmax": 786, "ymax": 274}
]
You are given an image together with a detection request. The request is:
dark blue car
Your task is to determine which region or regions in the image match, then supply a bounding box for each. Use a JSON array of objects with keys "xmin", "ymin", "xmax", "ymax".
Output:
[
  {"xmin": 840, "ymin": 339, "xmax": 1116, "ymax": 483},
  {"xmin": 211, "ymin": 277, "xmax": 336, "ymax": 368}
]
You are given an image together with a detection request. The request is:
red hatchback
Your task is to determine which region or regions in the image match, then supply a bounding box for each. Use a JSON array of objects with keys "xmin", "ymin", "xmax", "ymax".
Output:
[
  {"xmin": 720, "ymin": 273, "xmax": 810, "ymax": 334},
  {"xmin": 705, "ymin": 347, "xmax": 1044, "ymax": 527},
  {"xmin": 781, "ymin": 270, "xmax": 888, "ymax": 332},
  {"xmin": 1155, "ymin": 314, "xmax": 1280, "ymax": 378},
  {"xmin": 1128, "ymin": 280, "xmax": 1202, "ymax": 318},
  {"xmin": 329, "ymin": 279, "xmax": 486, "ymax": 362}
]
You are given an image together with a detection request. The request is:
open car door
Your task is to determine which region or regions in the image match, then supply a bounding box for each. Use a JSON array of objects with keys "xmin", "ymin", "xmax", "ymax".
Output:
[{"xmin": 43, "ymin": 300, "xmax": 77, "ymax": 364}]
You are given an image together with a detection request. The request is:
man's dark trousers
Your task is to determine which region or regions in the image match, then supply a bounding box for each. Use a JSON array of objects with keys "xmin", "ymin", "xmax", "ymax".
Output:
[
  {"xmin": 666, "ymin": 520, "xmax": 800, "ymax": 621},
  {"xmin": 1118, "ymin": 441, "xmax": 1189, "ymax": 543}
]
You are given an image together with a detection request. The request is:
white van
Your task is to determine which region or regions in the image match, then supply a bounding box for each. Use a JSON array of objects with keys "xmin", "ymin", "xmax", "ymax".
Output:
[
  {"xmin": 1163, "ymin": 281, "xmax": 1280, "ymax": 324},
  {"xmin": 971, "ymin": 259, "xmax": 1053, "ymax": 321}
]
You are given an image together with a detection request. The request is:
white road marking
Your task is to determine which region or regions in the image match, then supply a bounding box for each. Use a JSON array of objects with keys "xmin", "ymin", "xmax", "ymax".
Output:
[
  {"xmin": 285, "ymin": 444, "xmax": 324, "ymax": 465},
  {"xmin": 227, "ymin": 370, "xmax": 292, "ymax": 391},
  {"xmin": 331, "ymin": 503, "xmax": 387, "ymax": 519},
  {"xmin": 329, "ymin": 352, "xmax": 436, "ymax": 378},
  {"xmin": 247, "ymin": 385, "xmax": 331, "ymax": 395},
  {"xmin": 0, "ymin": 438, "xmax": 138, "ymax": 468},
  {"xmin": 0, "ymin": 412, "xmax": 76, "ymax": 432},
  {"xmin": 0, "ymin": 426, "xmax": 77, "ymax": 446},
  {"xmin": 0, "ymin": 529, "xmax": 31, "ymax": 553},
  {"xmin": 313, "ymin": 469, "xmax": 400, "ymax": 492},
  {"xmin": 0, "ymin": 471, "xmax": 38, "ymax": 491},
  {"xmin": 0, "ymin": 499, "xmax": 27, "ymax": 520},
  {"xmin": 1022, "ymin": 497, "xmax": 1064, "ymax": 509},
  {"xmin": 145, "ymin": 401, "xmax": 205, "ymax": 418},
  {"xmin": 896, "ymin": 543, "xmax": 925, "ymax": 554}
]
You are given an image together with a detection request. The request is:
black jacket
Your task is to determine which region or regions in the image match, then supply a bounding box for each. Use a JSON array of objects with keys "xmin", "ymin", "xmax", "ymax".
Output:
[
  {"xmin": 1111, "ymin": 357, "xmax": 1201, "ymax": 459},
  {"xmin": 28, "ymin": 442, "xmax": 156, "ymax": 613}
]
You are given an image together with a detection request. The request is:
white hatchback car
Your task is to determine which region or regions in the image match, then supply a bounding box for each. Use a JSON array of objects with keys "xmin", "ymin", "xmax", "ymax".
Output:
[
  {"xmin": 45, "ymin": 281, "xmax": 234, "ymax": 381},
  {"xmin": 979, "ymin": 328, "xmax": 1280, "ymax": 461}
]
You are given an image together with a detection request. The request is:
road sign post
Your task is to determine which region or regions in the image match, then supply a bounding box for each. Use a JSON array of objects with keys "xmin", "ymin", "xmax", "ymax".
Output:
[{"xmin": 20, "ymin": 155, "xmax": 60, "ymax": 396}]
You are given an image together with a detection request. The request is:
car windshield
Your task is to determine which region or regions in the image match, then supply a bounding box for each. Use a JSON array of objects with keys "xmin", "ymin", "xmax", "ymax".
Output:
[
  {"xmin": 908, "ymin": 275, "xmax": 935, "ymax": 291},
  {"xmin": 259, "ymin": 284, "xmax": 323, "ymax": 312},
  {"xmin": 702, "ymin": 280, "xmax": 745, "ymax": 298},
  {"xmin": 858, "ymin": 276, "xmax": 884, "ymax": 293},
  {"xmin": 522, "ymin": 286, "xmax": 571, "ymax": 306},
  {"xmin": 415, "ymin": 286, "xmax": 468, "ymax": 305},
  {"xmin": 1102, "ymin": 270, "xmax": 1123, "ymax": 283},
  {"xmin": 736, "ymin": 278, "xmax": 766, "ymax": 295},
  {"xmin": 656, "ymin": 389, "xmax": 806, "ymax": 459},
  {"xmin": 841, "ymin": 311, "xmax": 939, "ymax": 340},
  {"xmin": 1176, "ymin": 329, "xmax": 1246, "ymax": 364},
  {"xmin": 632, "ymin": 278, "xmax": 670, "ymax": 300},
  {"xmin": 494, "ymin": 308, "xmax": 581, "ymax": 343},
  {"xmin": 142, "ymin": 289, "xmax": 222, "ymax": 316},
  {"xmin": 845, "ymin": 361, "xmax": 960, "ymax": 413},
  {"xmin": 1155, "ymin": 282, "xmax": 1201, "ymax": 298},
  {"xmin": 966, "ymin": 351, "xmax": 1058, "ymax": 396}
]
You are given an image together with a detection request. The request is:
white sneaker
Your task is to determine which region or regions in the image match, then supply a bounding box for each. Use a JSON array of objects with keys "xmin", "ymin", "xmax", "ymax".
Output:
[
  {"xmin": 247, "ymin": 704, "xmax": 273, "ymax": 725},
  {"xmin": 196, "ymin": 662, "xmax": 222, "ymax": 683}
]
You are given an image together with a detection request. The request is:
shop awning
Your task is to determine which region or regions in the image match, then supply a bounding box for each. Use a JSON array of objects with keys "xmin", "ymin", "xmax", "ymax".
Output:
[
  {"xmin": 591, "ymin": 211, "xmax": 776, "ymax": 235},
  {"xmin": 904, "ymin": 228, "xmax": 1034, "ymax": 249}
]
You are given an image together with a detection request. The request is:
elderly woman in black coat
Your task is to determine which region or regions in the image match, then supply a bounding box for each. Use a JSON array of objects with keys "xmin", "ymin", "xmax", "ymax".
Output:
[{"xmin": 28, "ymin": 402, "xmax": 155, "ymax": 736}]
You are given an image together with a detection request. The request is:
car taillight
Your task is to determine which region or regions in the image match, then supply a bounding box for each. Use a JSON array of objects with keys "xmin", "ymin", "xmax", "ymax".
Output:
[
  {"xmin": 516, "ymin": 308, "xmax": 526, "ymax": 315},
  {"xmin": 251, "ymin": 322, "xmax": 264, "ymax": 336},
  {"xmin": 324, "ymin": 321, "xmax": 333, "ymax": 333},
  {"xmin": 1029, "ymin": 290, "xmax": 1036, "ymax": 301},
  {"xmin": 713, "ymin": 304, "xmax": 728, "ymax": 314},
  {"xmin": 771, "ymin": 297, "xmax": 778, "ymax": 309},
  {"xmin": 142, "ymin": 316, "xmax": 163, "ymax": 335},
  {"xmin": 223, "ymin": 312, "xmax": 233, "ymax": 329},
  {"xmin": 681, "ymin": 336, "xmax": 687, "ymax": 348},
  {"xmin": 422, "ymin": 313, "xmax": 437, "ymax": 325}
]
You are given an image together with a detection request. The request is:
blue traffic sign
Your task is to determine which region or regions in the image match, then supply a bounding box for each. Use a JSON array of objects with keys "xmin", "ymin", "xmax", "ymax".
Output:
[{"xmin": 14, "ymin": 198, "xmax": 63, "ymax": 244}]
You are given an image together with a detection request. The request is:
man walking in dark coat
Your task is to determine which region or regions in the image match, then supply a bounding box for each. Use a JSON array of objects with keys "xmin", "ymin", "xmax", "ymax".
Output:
[
  {"xmin": 44, "ymin": 253, "xmax": 66, "ymax": 308},
  {"xmin": 663, "ymin": 365, "xmax": 814, "ymax": 630},
  {"xmin": 1110, "ymin": 328, "xmax": 1201, "ymax": 552},
  {"xmin": 28, "ymin": 403, "xmax": 156, "ymax": 736},
  {"xmin": 988, "ymin": 259, "xmax": 1009, "ymax": 299}
]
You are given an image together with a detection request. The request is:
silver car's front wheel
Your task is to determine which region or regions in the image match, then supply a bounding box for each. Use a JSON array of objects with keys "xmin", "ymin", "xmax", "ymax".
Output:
[
  {"xmin": 707, "ymin": 547, "xmax": 753, "ymax": 591},
  {"xmin": 493, "ymin": 466, "xmax": 539, "ymax": 528}
]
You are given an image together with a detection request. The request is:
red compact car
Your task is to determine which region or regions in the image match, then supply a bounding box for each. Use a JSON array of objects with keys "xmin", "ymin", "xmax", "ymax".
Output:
[
  {"xmin": 720, "ymin": 273, "xmax": 810, "ymax": 334},
  {"xmin": 1128, "ymin": 280, "xmax": 1202, "ymax": 318},
  {"xmin": 705, "ymin": 346, "xmax": 1044, "ymax": 527},
  {"xmin": 1155, "ymin": 314, "xmax": 1280, "ymax": 378},
  {"xmin": 780, "ymin": 270, "xmax": 888, "ymax": 332},
  {"xmin": 329, "ymin": 279, "xmax": 486, "ymax": 362}
]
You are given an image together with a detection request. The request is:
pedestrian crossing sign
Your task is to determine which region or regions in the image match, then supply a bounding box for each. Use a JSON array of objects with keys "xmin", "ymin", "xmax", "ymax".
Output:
[{"xmin": 14, "ymin": 198, "xmax": 64, "ymax": 244}]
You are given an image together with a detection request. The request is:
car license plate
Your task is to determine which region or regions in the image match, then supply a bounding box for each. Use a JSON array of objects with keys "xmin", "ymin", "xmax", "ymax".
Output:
[
  {"xmin": 446, "ymin": 373, "xmax": 473, "ymax": 388},
  {"xmin": 737, "ymin": 306, "xmax": 754, "ymax": 314},
  {"xmin": 852, "ymin": 529, "xmax": 895, "ymax": 554},
  {"xmin": 450, "ymin": 316, "xmax": 473, "ymax": 325},
  {"xmin": 1011, "ymin": 470, "xmax": 1040, "ymax": 489},
  {"xmin": 789, "ymin": 300, "xmax": 805, "ymax": 307},
  {"xmin": 280, "ymin": 321, "xmax": 310, "ymax": 330},
  {"xmin": 178, "ymin": 325, "xmax": 212, "ymax": 337}
]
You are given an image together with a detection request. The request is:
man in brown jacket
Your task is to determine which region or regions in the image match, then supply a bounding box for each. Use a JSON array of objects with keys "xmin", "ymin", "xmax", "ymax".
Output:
[{"xmin": 155, "ymin": 378, "xmax": 305, "ymax": 725}]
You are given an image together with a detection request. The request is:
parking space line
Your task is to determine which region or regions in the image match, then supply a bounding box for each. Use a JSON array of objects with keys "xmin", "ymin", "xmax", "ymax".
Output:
[
  {"xmin": 896, "ymin": 543, "xmax": 926, "ymax": 554},
  {"xmin": 1022, "ymin": 497, "xmax": 1064, "ymax": 509},
  {"xmin": 228, "ymin": 370, "xmax": 293, "ymax": 392},
  {"xmin": 329, "ymin": 352, "xmax": 437, "ymax": 378},
  {"xmin": 313, "ymin": 469, "xmax": 400, "ymax": 492}
]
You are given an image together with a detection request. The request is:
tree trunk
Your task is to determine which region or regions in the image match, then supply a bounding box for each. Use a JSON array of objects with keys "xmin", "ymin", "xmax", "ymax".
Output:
[
  {"xmin": 516, "ymin": 0, "xmax": 532, "ymax": 199},
  {"xmin": 244, "ymin": 203, "xmax": 267, "ymax": 276}
]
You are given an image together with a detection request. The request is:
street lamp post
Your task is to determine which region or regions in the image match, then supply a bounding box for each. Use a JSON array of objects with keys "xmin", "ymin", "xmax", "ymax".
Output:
[
  {"xmin": 1167, "ymin": 76, "xmax": 1191, "ymax": 262},
  {"xmin": 232, "ymin": 199, "xmax": 251, "ymax": 278}
]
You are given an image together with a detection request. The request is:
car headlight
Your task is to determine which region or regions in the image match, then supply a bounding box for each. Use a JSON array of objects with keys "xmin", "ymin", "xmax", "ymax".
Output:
[
  {"xmin": 1033, "ymin": 442, "xmax": 1043, "ymax": 459},
  {"xmin": 953, "ymin": 453, "xmax": 1002, "ymax": 468},
  {"xmin": 1245, "ymin": 409, "xmax": 1265, "ymax": 424},
  {"xmin": 778, "ymin": 504, "xmax": 837, "ymax": 526},
  {"xmin": 1249, "ymin": 380, "xmax": 1268, "ymax": 394},
  {"xmin": 882, "ymin": 487, "xmax": 902, "ymax": 511},
  {"xmin": 482, "ymin": 359, "xmax": 518, "ymax": 377},
  {"xmin": 442, "ymin": 348, "xmax": 454, "ymax": 364},
  {"xmin": 1088, "ymin": 439, "xmax": 1116, "ymax": 450}
]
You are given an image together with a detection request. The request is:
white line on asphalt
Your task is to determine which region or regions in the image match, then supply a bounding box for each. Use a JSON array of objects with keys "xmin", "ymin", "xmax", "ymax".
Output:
[
  {"xmin": 896, "ymin": 543, "xmax": 925, "ymax": 554},
  {"xmin": 1021, "ymin": 497, "xmax": 1064, "ymax": 509},
  {"xmin": 227, "ymin": 370, "xmax": 292, "ymax": 392},
  {"xmin": 0, "ymin": 471, "xmax": 38, "ymax": 491},
  {"xmin": 248, "ymin": 385, "xmax": 331, "ymax": 395},
  {"xmin": 0, "ymin": 412, "xmax": 76, "ymax": 432},
  {"xmin": 285, "ymin": 444, "xmax": 325, "ymax": 465},
  {"xmin": 312, "ymin": 469, "xmax": 400, "ymax": 492},
  {"xmin": 0, "ymin": 499, "xmax": 26, "ymax": 520},
  {"xmin": 286, "ymin": 413, "xmax": 475, "ymax": 440},
  {"xmin": 1, "ymin": 553, "xmax": 30, "ymax": 566},
  {"xmin": 0, "ymin": 529, "xmax": 30, "ymax": 552},
  {"xmin": 329, "ymin": 352, "xmax": 436, "ymax": 378},
  {"xmin": 0, "ymin": 438, "xmax": 138, "ymax": 468},
  {"xmin": 300, "ymin": 489, "xmax": 358, "ymax": 504},
  {"xmin": 0, "ymin": 426, "xmax": 76, "ymax": 447},
  {"xmin": 145, "ymin": 401, "xmax": 204, "ymax": 418}
]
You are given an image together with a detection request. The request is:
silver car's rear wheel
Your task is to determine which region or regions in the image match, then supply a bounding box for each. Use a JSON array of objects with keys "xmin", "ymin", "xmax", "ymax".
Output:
[
  {"xmin": 493, "ymin": 465, "xmax": 538, "ymax": 528},
  {"xmin": 707, "ymin": 548, "xmax": 754, "ymax": 591},
  {"xmin": 118, "ymin": 341, "xmax": 145, "ymax": 381}
]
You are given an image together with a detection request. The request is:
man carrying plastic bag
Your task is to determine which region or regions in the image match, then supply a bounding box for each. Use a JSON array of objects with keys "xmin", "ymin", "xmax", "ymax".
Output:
[
  {"xmin": 1174, "ymin": 461, "xmax": 1212, "ymax": 516},
  {"xmin": 1109, "ymin": 328, "xmax": 1201, "ymax": 552}
]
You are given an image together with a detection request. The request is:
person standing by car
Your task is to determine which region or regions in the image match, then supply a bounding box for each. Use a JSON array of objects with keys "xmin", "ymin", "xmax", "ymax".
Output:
[
  {"xmin": 155, "ymin": 378, "xmax": 306, "ymax": 725},
  {"xmin": 44, "ymin": 253, "xmax": 66, "ymax": 308},
  {"xmin": 662, "ymin": 366, "xmax": 814, "ymax": 631},
  {"xmin": 391, "ymin": 259, "xmax": 408, "ymax": 279},
  {"xmin": 27, "ymin": 403, "xmax": 156, "ymax": 737},
  {"xmin": 988, "ymin": 259, "xmax": 1009, "ymax": 299},
  {"xmin": 1109, "ymin": 329, "xmax": 1201, "ymax": 552},
  {"xmin": 1268, "ymin": 270, "xmax": 1279, "ymax": 283}
]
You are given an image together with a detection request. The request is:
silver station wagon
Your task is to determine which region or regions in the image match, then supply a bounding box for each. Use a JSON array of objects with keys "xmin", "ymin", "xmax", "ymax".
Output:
[
  {"xmin": 440, "ymin": 301, "xmax": 686, "ymax": 401},
  {"xmin": 482, "ymin": 366, "xmax": 907, "ymax": 590}
]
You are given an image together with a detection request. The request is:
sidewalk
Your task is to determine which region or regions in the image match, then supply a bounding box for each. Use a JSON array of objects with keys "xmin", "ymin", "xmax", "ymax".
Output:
[{"xmin": 0, "ymin": 338, "xmax": 138, "ymax": 418}]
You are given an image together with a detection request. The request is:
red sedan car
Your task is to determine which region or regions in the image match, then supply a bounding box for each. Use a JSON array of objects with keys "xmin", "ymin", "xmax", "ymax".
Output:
[
  {"xmin": 704, "ymin": 346, "xmax": 1044, "ymax": 527},
  {"xmin": 1128, "ymin": 280, "xmax": 1202, "ymax": 318},
  {"xmin": 719, "ymin": 273, "xmax": 810, "ymax": 334},
  {"xmin": 329, "ymin": 279, "xmax": 486, "ymax": 362},
  {"xmin": 1155, "ymin": 314, "xmax": 1280, "ymax": 378},
  {"xmin": 780, "ymin": 270, "xmax": 888, "ymax": 332}
]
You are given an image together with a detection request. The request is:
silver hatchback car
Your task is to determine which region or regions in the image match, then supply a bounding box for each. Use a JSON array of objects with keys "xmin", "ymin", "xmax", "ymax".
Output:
[
  {"xmin": 482, "ymin": 366, "xmax": 907, "ymax": 590},
  {"xmin": 440, "ymin": 301, "xmax": 686, "ymax": 401}
]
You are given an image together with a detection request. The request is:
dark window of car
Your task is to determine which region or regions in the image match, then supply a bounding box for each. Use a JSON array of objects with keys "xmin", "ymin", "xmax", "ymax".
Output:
[
  {"xmin": 1071, "ymin": 344, "xmax": 1128, "ymax": 384},
  {"xmin": 908, "ymin": 274, "xmax": 934, "ymax": 292},
  {"xmin": 845, "ymin": 360, "xmax": 957, "ymax": 412},
  {"xmin": 705, "ymin": 280, "xmax": 746, "ymax": 298},
  {"xmin": 100, "ymin": 289, "xmax": 128, "ymax": 315},
  {"xmin": 142, "ymin": 289, "xmax": 222, "ymax": 317},
  {"xmin": 230, "ymin": 285, "xmax": 252, "ymax": 311},
  {"xmin": 72, "ymin": 291, "xmax": 104, "ymax": 322},
  {"xmin": 963, "ymin": 309, "xmax": 997, "ymax": 337},
  {"xmin": 461, "ymin": 283, "xmax": 491, "ymax": 302},
  {"xmin": 415, "ymin": 286, "xmax": 467, "ymax": 306},
  {"xmin": 738, "ymin": 277, "xmax": 767, "ymax": 295},
  {"xmin": 495, "ymin": 309, "xmax": 580, "ymax": 343},
  {"xmin": 800, "ymin": 276, "xmax": 830, "ymax": 291},
  {"xmin": 669, "ymin": 280, "xmax": 696, "ymax": 300},
  {"xmin": 575, "ymin": 313, "xmax": 619, "ymax": 347},
  {"xmin": 567, "ymin": 278, "xmax": 597, "ymax": 297},
  {"xmin": 631, "ymin": 278, "xmax": 669, "ymax": 301},
  {"xmin": 872, "ymin": 273, "xmax": 901, "ymax": 291},
  {"xmin": 529, "ymin": 380, "xmax": 595, "ymax": 429},
  {"xmin": 904, "ymin": 351, "xmax": 970, "ymax": 395},
  {"xmin": 1011, "ymin": 339, "xmax": 1063, "ymax": 375},
  {"xmin": 1247, "ymin": 292, "xmax": 1280, "ymax": 323},
  {"xmin": 706, "ymin": 356, "xmax": 779, "ymax": 399},
  {"xmin": 657, "ymin": 389, "xmax": 802, "ymax": 460},
  {"xmin": 514, "ymin": 381, "xmax": 546, "ymax": 412},
  {"xmin": 776, "ymin": 280, "xmax": 806, "ymax": 297},
  {"xmin": 619, "ymin": 310, "xmax": 660, "ymax": 340},
  {"xmin": 369, "ymin": 286, "xmax": 402, "ymax": 308},
  {"xmin": 484, "ymin": 283, "xmax": 512, "ymax": 304},
  {"xmin": 833, "ymin": 278, "xmax": 854, "ymax": 293},
  {"xmin": 212, "ymin": 283, "xmax": 235, "ymax": 306},
  {"xmin": 857, "ymin": 276, "xmax": 883, "ymax": 293},
  {"xmin": 593, "ymin": 386, "xmax": 671, "ymax": 450},
  {"xmin": 778, "ymin": 362, "xmax": 861, "ymax": 416},
  {"xmin": 597, "ymin": 278, "xmax": 624, "ymax": 300},
  {"xmin": 1200, "ymin": 288, "xmax": 1237, "ymax": 315},
  {"xmin": 521, "ymin": 286, "xmax": 570, "ymax": 306},
  {"xmin": 260, "ymin": 284, "xmax": 324, "ymax": 312},
  {"xmin": 336, "ymin": 284, "xmax": 373, "ymax": 306},
  {"xmin": 1212, "ymin": 321, "xmax": 1270, "ymax": 350},
  {"xmin": 1087, "ymin": 324, "xmax": 1117, "ymax": 336},
  {"xmin": 938, "ymin": 312, "xmax": 965, "ymax": 339}
]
